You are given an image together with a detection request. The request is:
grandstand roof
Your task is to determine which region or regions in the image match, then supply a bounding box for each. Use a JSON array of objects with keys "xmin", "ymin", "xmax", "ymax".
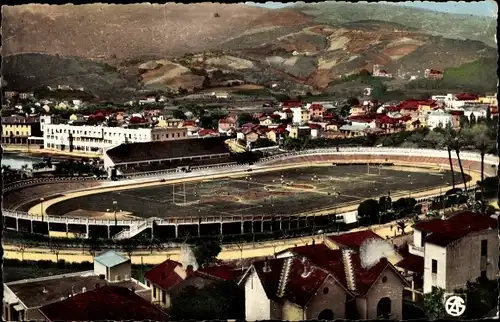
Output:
[{"xmin": 106, "ymin": 137, "xmax": 231, "ymax": 165}]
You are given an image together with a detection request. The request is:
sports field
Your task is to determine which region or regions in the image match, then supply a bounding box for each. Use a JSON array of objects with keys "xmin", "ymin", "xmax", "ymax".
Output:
[{"xmin": 46, "ymin": 164, "xmax": 466, "ymax": 219}]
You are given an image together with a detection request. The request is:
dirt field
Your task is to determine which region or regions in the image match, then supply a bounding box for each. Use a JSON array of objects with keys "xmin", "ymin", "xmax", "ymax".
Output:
[{"xmin": 45, "ymin": 164, "xmax": 466, "ymax": 219}]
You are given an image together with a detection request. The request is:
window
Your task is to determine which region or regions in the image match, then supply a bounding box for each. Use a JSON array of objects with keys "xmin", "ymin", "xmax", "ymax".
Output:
[
  {"xmin": 481, "ymin": 240, "xmax": 488, "ymax": 256},
  {"xmin": 382, "ymin": 276, "xmax": 388, "ymax": 283},
  {"xmin": 481, "ymin": 270, "xmax": 487, "ymax": 279},
  {"xmin": 162, "ymin": 290, "xmax": 167, "ymax": 304},
  {"xmin": 323, "ymin": 287, "xmax": 329, "ymax": 295},
  {"xmin": 431, "ymin": 259, "xmax": 438, "ymax": 274}
]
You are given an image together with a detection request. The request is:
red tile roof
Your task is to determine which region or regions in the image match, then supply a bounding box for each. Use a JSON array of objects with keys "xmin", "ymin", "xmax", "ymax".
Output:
[
  {"xmin": 429, "ymin": 69, "xmax": 443, "ymax": 74},
  {"xmin": 252, "ymin": 256, "xmax": 330, "ymax": 307},
  {"xmin": 455, "ymin": 93, "xmax": 479, "ymax": 101},
  {"xmin": 276, "ymin": 244, "xmax": 404, "ymax": 296},
  {"xmin": 328, "ymin": 230, "xmax": 384, "ymax": 250},
  {"xmin": 198, "ymin": 129, "xmax": 219, "ymax": 136},
  {"xmin": 183, "ymin": 120, "xmax": 196, "ymax": 126},
  {"xmin": 144, "ymin": 260, "xmax": 185, "ymax": 291},
  {"xmin": 196, "ymin": 264, "xmax": 242, "ymax": 282},
  {"xmin": 39, "ymin": 285, "xmax": 169, "ymax": 322},
  {"xmin": 309, "ymin": 104, "xmax": 324, "ymax": 110},
  {"xmin": 308, "ymin": 123, "xmax": 323, "ymax": 130},
  {"xmin": 414, "ymin": 211, "xmax": 497, "ymax": 246},
  {"xmin": 282, "ymin": 100, "xmax": 302, "ymax": 108},
  {"xmin": 283, "ymin": 108, "xmax": 293, "ymax": 113}
]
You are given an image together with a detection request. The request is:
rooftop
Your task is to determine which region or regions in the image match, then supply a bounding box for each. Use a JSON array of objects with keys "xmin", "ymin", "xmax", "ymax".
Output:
[
  {"xmin": 106, "ymin": 136, "xmax": 231, "ymax": 165},
  {"xmin": 327, "ymin": 230, "xmax": 384, "ymax": 250},
  {"xmin": 196, "ymin": 264, "xmax": 244, "ymax": 282},
  {"xmin": 252, "ymin": 256, "xmax": 330, "ymax": 307},
  {"xmin": 144, "ymin": 259, "xmax": 186, "ymax": 291},
  {"xmin": 6, "ymin": 271, "xmax": 149, "ymax": 309},
  {"xmin": 94, "ymin": 250, "xmax": 129, "ymax": 268},
  {"xmin": 39, "ymin": 285, "xmax": 169, "ymax": 322},
  {"xmin": 414, "ymin": 211, "xmax": 497, "ymax": 246}
]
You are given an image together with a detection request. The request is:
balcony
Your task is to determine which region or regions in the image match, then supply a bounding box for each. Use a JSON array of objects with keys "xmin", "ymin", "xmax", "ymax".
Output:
[{"xmin": 409, "ymin": 244, "xmax": 424, "ymax": 257}]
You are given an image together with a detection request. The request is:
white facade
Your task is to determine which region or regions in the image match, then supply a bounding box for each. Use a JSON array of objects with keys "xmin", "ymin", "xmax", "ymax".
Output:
[
  {"xmin": 426, "ymin": 110, "xmax": 453, "ymax": 130},
  {"xmin": 464, "ymin": 108, "xmax": 487, "ymax": 121},
  {"xmin": 292, "ymin": 108, "xmax": 310, "ymax": 125},
  {"xmin": 410, "ymin": 227, "xmax": 499, "ymax": 294},
  {"xmin": 39, "ymin": 115, "xmax": 61, "ymax": 134},
  {"xmin": 43, "ymin": 124, "xmax": 187, "ymax": 154},
  {"xmin": 244, "ymin": 269, "xmax": 272, "ymax": 321}
]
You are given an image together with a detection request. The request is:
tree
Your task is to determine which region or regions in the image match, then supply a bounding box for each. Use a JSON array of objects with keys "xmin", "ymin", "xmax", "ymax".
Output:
[
  {"xmin": 16, "ymin": 241, "xmax": 28, "ymax": 261},
  {"xmin": 455, "ymin": 277, "xmax": 498, "ymax": 318},
  {"xmin": 122, "ymin": 239, "xmax": 139, "ymax": 259},
  {"xmin": 238, "ymin": 113, "xmax": 258, "ymax": 125},
  {"xmin": 170, "ymin": 280, "xmax": 244, "ymax": 320},
  {"xmin": 378, "ymin": 196, "xmax": 392, "ymax": 213},
  {"xmin": 49, "ymin": 239, "xmax": 62, "ymax": 262},
  {"xmin": 423, "ymin": 287, "xmax": 445, "ymax": 319},
  {"xmin": 443, "ymin": 126, "xmax": 457, "ymax": 190},
  {"xmin": 346, "ymin": 97, "xmax": 360, "ymax": 106},
  {"xmin": 86, "ymin": 238, "xmax": 102, "ymax": 258},
  {"xmin": 173, "ymin": 109, "xmax": 188, "ymax": 120},
  {"xmin": 357, "ymin": 199, "xmax": 380, "ymax": 225},
  {"xmin": 193, "ymin": 238, "xmax": 222, "ymax": 268}
]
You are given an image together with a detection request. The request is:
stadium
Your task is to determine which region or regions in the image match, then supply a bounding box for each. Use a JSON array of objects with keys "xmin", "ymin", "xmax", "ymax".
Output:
[{"xmin": 3, "ymin": 140, "xmax": 496, "ymax": 241}]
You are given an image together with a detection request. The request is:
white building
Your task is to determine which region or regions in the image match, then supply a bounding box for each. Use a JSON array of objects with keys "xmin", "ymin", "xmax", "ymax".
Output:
[
  {"xmin": 292, "ymin": 107, "xmax": 310, "ymax": 125},
  {"xmin": 94, "ymin": 251, "xmax": 131, "ymax": 282},
  {"xmin": 43, "ymin": 123, "xmax": 188, "ymax": 154},
  {"xmin": 464, "ymin": 107, "xmax": 488, "ymax": 121},
  {"xmin": 406, "ymin": 211, "xmax": 498, "ymax": 294},
  {"xmin": 426, "ymin": 110, "xmax": 453, "ymax": 130}
]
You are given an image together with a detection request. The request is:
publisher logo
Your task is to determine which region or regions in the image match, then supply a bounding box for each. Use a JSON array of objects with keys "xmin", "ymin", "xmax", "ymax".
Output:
[{"xmin": 444, "ymin": 294, "xmax": 466, "ymax": 317}]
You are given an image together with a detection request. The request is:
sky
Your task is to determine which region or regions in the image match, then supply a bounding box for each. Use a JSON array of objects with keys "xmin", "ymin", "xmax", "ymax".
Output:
[{"xmin": 245, "ymin": 1, "xmax": 498, "ymax": 17}]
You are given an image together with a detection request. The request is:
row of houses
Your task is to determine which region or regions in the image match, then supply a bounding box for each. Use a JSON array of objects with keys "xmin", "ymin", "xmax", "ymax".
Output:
[{"xmin": 3, "ymin": 211, "xmax": 496, "ymax": 321}]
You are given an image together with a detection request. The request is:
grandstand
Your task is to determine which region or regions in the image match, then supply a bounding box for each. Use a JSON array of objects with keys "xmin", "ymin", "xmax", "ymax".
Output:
[{"xmin": 103, "ymin": 137, "xmax": 233, "ymax": 174}]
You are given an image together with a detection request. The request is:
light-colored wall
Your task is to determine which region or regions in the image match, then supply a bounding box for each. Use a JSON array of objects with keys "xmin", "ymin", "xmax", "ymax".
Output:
[
  {"xmin": 109, "ymin": 261, "xmax": 132, "ymax": 282},
  {"xmin": 305, "ymin": 276, "xmax": 347, "ymax": 319},
  {"xmin": 94, "ymin": 261, "xmax": 107, "ymax": 277},
  {"xmin": 423, "ymin": 243, "xmax": 447, "ymax": 294},
  {"xmin": 244, "ymin": 269, "xmax": 271, "ymax": 321},
  {"xmin": 282, "ymin": 300, "xmax": 304, "ymax": 321},
  {"xmin": 356, "ymin": 297, "xmax": 368, "ymax": 319},
  {"xmin": 445, "ymin": 230, "xmax": 499, "ymax": 292},
  {"xmin": 365, "ymin": 267, "xmax": 404, "ymax": 320}
]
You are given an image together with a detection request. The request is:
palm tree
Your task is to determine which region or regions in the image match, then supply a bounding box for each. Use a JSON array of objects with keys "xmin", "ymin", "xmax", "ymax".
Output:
[
  {"xmin": 452, "ymin": 132, "xmax": 468, "ymax": 193},
  {"xmin": 466, "ymin": 124, "xmax": 494, "ymax": 182},
  {"xmin": 441, "ymin": 128, "xmax": 457, "ymax": 190}
]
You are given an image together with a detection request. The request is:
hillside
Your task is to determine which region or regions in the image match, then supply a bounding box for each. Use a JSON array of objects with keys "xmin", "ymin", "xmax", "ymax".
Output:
[
  {"xmin": 294, "ymin": 2, "xmax": 497, "ymax": 48},
  {"xmin": 1, "ymin": 3, "xmax": 497, "ymax": 98}
]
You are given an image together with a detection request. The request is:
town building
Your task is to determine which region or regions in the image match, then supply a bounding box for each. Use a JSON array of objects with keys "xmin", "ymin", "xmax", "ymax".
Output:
[
  {"xmin": 1, "ymin": 115, "xmax": 42, "ymax": 145},
  {"xmin": 424, "ymin": 69, "xmax": 444, "ymax": 80},
  {"xmin": 292, "ymin": 108, "xmax": 310, "ymax": 125},
  {"xmin": 43, "ymin": 123, "xmax": 188, "ymax": 154},
  {"xmin": 403, "ymin": 211, "xmax": 498, "ymax": 294},
  {"xmin": 240, "ymin": 242, "xmax": 408, "ymax": 321},
  {"xmin": 37, "ymin": 285, "xmax": 169, "ymax": 322},
  {"xmin": 94, "ymin": 251, "xmax": 132, "ymax": 282},
  {"xmin": 3, "ymin": 251, "xmax": 149, "ymax": 321},
  {"xmin": 425, "ymin": 110, "xmax": 453, "ymax": 130}
]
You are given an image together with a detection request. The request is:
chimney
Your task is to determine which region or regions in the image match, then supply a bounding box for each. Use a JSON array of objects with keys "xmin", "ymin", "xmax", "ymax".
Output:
[
  {"xmin": 71, "ymin": 285, "xmax": 75, "ymax": 295},
  {"xmin": 82, "ymin": 287, "xmax": 87, "ymax": 293},
  {"xmin": 42, "ymin": 286, "xmax": 49, "ymax": 294},
  {"xmin": 262, "ymin": 258, "xmax": 272, "ymax": 273}
]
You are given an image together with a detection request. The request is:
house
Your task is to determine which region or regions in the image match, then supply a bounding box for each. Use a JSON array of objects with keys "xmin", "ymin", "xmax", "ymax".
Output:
[
  {"xmin": 212, "ymin": 91, "xmax": 230, "ymax": 99},
  {"xmin": 240, "ymin": 242, "xmax": 408, "ymax": 321},
  {"xmin": 198, "ymin": 128, "xmax": 220, "ymax": 137},
  {"xmin": 292, "ymin": 108, "xmax": 310, "ymax": 125},
  {"xmin": 288, "ymin": 125, "xmax": 312, "ymax": 139},
  {"xmin": 307, "ymin": 104, "xmax": 325, "ymax": 120},
  {"xmin": 94, "ymin": 251, "xmax": 132, "ymax": 282},
  {"xmin": 4, "ymin": 91, "xmax": 18, "ymax": 99},
  {"xmin": 1, "ymin": 116, "xmax": 42, "ymax": 145},
  {"xmin": 281, "ymin": 100, "xmax": 302, "ymax": 109},
  {"xmin": 259, "ymin": 116, "xmax": 275, "ymax": 126},
  {"xmin": 426, "ymin": 110, "xmax": 453, "ymax": 130},
  {"xmin": 424, "ymin": 69, "xmax": 444, "ymax": 80},
  {"xmin": 144, "ymin": 260, "xmax": 190, "ymax": 309},
  {"xmin": 218, "ymin": 116, "xmax": 237, "ymax": 133},
  {"xmin": 349, "ymin": 105, "xmax": 367, "ymax": 116},
  {"xmin": 404, "ymin": 211, "xmax": 498, "ymax": 294},
  {"xmin": 37, "ymin": 286, "xmax": 169, "ymax": 322},
  {"xmin": 267, "ymin": 125, "xmax": 288, "ymax": 143},
  {"xmin": 477, "ymin": 95, "xmax": 498, "ymax": 106},
  {"xmin": 3, "ymin": 254, "xmax": 150, "ymax": 321},
  {"xmin": 19, "ymin": 92, "xmax": 34, "ymax": 100}
]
